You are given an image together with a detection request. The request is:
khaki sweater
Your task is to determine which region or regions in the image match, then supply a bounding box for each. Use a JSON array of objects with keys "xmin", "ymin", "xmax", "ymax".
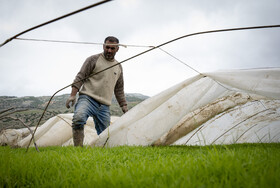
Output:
[{"xmin": 72, "ymin": 53, "xmax": 127, "ymax": 107}]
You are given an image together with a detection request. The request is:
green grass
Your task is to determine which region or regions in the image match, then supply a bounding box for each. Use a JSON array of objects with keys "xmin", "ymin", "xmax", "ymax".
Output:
[{"xmin": 1, "ymin": 143, "xmax": 280, "ymax": 187}]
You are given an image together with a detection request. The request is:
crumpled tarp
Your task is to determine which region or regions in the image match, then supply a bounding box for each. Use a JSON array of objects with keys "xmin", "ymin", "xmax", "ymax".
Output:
[{"xmin": 90, "ymin": 68, "xmax": 280, "ymax": 147}]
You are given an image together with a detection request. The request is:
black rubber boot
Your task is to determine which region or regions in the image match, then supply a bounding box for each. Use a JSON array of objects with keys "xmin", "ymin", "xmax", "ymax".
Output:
[{"xmin": 72, "ymin": 128, "xmax": 84, "ymax": 147}]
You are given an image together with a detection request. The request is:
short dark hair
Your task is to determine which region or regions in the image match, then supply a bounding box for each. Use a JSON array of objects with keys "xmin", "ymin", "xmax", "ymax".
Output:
[{"xmin": 104, "ymin": 36, "xmax": 119, "ymax": 43}]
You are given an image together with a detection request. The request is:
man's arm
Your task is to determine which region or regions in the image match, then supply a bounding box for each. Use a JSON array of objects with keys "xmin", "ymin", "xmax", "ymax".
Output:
[
  {"xmin": 65, "ymin": 55, "xmax": 98, "ymax": 108},
  {"xmin": 114, "ymin": 67, "xmax": 128, "ymax": 113},
  {"xmin": 72, "ymin": 55, "xmax": 98, "ymax": 90}
]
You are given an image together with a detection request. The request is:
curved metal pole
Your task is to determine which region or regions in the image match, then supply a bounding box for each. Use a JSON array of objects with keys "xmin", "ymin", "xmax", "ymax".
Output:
[{"xmin": 0, "ymin": 0, "xmax": 112, "ymax": 48}]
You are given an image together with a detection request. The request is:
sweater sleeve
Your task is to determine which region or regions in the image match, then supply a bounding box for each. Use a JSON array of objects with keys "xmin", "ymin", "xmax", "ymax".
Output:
[
  {"xmin": 114, "ymin": 65, "xmax": 127, "ymax": 107},
  {"xmin": 72, "ymin": 54, "xmax": 99, "ymax": 90}
]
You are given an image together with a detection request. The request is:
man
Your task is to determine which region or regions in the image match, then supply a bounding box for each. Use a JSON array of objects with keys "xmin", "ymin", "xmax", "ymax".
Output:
[{"xmin": 66, "ymin": 36, "xmax": 128, "ymax": 147}]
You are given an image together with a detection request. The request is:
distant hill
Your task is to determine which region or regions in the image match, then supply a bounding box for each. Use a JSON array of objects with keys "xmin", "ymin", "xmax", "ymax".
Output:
[{"xmin": 0, "ymin": 93, "xmax": 149, "ymax": 130}]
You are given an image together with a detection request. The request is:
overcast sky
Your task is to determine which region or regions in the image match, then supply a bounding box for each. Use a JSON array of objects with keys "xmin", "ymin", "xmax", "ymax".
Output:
[{"xmin": 0, "ymin": 0, "xmax": 280, "ymax": 97}]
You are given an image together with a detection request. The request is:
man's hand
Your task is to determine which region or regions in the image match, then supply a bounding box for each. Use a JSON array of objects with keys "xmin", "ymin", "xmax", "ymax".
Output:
[
  {"xmin": 121, "ymin": 105, "xmax": 128, "ymax": 113},
  {"xmin": 66, "ymin": 96, "xmax": 76, "ymax": 108}
]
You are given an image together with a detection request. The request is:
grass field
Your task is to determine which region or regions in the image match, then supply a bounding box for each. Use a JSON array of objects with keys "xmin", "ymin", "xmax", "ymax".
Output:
[{"xmin": 1, "ymin": 143, "xmax": 280, "ymax": 187}]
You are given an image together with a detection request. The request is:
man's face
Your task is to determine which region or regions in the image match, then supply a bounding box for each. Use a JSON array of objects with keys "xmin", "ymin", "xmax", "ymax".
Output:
[{"xmin": 103, "ymin": 41, "xmax": 119, "ymax": 61}]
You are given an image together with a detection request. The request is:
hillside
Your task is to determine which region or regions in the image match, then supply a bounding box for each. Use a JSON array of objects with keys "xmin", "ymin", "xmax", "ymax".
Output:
[{"xmin": 0, "ymin": 93, "xmax": 149, "ymax": 130}]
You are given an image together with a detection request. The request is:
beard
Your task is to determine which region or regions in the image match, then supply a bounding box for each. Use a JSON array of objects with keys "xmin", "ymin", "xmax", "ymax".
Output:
[{"xmin": 104, "ymin": 52, "xmax": 114, "ymax": 60}]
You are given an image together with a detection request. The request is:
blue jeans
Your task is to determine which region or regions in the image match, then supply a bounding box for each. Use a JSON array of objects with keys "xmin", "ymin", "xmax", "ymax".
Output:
[{"xmin": 72, "ymin": 95, "xmax": 111, "ymax": 135}]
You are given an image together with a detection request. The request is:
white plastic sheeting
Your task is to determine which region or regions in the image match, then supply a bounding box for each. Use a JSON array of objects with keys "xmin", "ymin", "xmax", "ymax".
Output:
[
  {"xmin": 17, "ymin": 114, "xmax": 92, "ymax": 147},
  {"xmin": 17, "ymin": 115, "xmax": 119, "ymax": 147},
  {"xmin": 174, "ymin": 100, "xmax": 280, "ymax": 146},
  {"xmin": 0, "ymin": 127, "xmax": 34, "ymax": 146},
  {"xmin": 90, "ymin": 68, "xmax": 280, "ymax": 147},
  {"xmin": 1, "ymin": 68, "xmax": 279, "ymax": 147}
]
